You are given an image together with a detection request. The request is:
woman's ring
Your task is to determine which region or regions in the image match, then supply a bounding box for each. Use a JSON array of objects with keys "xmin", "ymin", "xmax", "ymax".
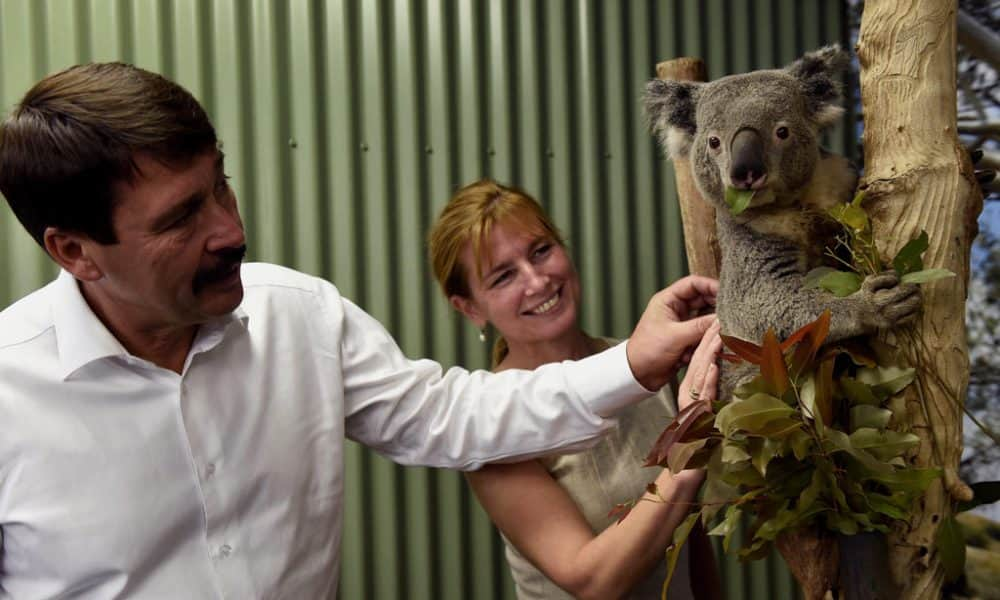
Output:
[{"xmin": 689, "ymin": 389, "xmax": 700, "ymax": 400}]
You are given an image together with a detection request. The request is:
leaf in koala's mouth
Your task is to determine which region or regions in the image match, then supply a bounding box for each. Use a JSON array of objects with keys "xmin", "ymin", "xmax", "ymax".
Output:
[{"xmin": 724, "ymin": 187, "xmax": 756, "ymax": 215}]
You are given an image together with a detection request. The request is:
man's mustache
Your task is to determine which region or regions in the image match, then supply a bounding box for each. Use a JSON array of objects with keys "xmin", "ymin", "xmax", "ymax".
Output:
[{"xmin": 192, "ymin": 245, "xmax": 247, "ymax": 294}]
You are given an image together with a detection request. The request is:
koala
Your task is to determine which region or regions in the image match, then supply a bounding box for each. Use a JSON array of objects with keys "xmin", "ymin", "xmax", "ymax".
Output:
[{"xmin": 644, "ymin": 46, "xmax": 920, "ymax": 393}]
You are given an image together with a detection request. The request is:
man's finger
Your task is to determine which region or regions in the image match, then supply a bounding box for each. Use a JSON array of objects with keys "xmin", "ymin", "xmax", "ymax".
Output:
[
  {"xmin": 664, "ymin": 275, "xmax": 719, "ymax": 303},
  {"xmin": 671, "ymin": 314, "xmax": 719, "ymax": 349}
]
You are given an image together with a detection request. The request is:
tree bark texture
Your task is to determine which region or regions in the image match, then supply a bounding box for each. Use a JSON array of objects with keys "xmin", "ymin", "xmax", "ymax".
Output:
[
  {"xmin": 655, "ymin": 58, "xmax": 721, "ymax": 280},
  {"xmin": 857, "ymin": 2, "xmax": 981, "ymax": 598},
  {"xmin": 655, "ymin": 58, "xmax": 723, "ymax": 600}
]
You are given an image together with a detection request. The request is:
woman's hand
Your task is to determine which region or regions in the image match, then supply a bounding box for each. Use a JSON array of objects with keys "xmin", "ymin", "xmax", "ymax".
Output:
[
  {"xmin": 678, "ymin": 319, "xmax": 722, "ymax": 412},
  {"xmin": 627, "ymin": 275, "xmax": 719, "ymax": 391}
]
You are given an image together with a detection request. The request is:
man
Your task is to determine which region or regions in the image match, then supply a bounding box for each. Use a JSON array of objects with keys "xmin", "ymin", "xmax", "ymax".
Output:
[{"xmin": 0, "ymin": 62, "xmax": 718, "ymax": 598}]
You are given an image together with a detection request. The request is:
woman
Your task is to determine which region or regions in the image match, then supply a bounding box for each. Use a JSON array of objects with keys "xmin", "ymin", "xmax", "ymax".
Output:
[{"xmin": 428, "ymin": 179, "xmax": 722, "ymax": 599}]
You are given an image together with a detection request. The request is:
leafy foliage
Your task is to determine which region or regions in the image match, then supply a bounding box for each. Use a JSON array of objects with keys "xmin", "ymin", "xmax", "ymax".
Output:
[
  {"xmin": 804, "ymin": 191, "xmax": 955, "ymax": 296},
  {"xmin": 643, "ymin": 311, "xmax": 941, "ymax": 595}
]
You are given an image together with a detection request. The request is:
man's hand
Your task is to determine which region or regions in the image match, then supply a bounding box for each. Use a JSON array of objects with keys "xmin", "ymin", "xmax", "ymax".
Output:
[{"xmin": 626, "ymin": 275, "xmax": 719, "ymax": 391}]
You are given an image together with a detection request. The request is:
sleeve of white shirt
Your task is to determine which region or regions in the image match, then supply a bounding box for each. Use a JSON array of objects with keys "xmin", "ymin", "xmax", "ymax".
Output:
[{"xmin": 337, "ymin": 297, "xmax": 654, "ymax": 471}]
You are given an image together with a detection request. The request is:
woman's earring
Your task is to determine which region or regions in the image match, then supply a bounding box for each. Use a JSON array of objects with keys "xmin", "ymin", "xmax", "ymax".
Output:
[{"xmin": 479, "ymin": 327, "xmax": 487, "ymax": 343}]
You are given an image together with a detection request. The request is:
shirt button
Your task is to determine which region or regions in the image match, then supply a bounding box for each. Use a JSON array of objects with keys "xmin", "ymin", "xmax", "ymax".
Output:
[
  {"xmin": 205, "ymin": 463, "xmax": 216, "ymax": 478},
  {"xmin": 219, "ymin": 544, "xmax": 232, "ymax": 558}
]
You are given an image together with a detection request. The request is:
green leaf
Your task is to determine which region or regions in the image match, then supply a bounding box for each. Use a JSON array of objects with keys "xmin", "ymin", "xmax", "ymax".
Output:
[
  {"xmin": 839, "ymin": 376, "xmax": 881, "ymax": 406},
  {"xmin": 892, "ymin": 231, "xmax": 928, "ymax": 276},
  {"xmin": 857, "ymin": 365, "xmax": 916, "ymax": 397},
  {"xmin": 827, "ymin": 511, "xmax": 860, "ymax": 536},
  {"xmin": 721, "ymin": 462, "xmax": 767, "ymax": 487},
  {"xmin": 804, "ymin": 267, "xmax": 837, "ymax": 289},
  {"xmin": 754, "ymin": 501, "xmax": 825, "ymax": 542},
  {"xmin": 817, "ymin": 270, "xmax": 863, "ymax": 298},
  {"xmin": 664, "ymin": 512, "xmax": 700, "ymax": 594},
  {"xmin": 715, "ymin": 393, "xmax": 796, "ymax": 437},
  {"xmin": 708, "ymin": 504, "xmax": 743, "ymax": 553},
  {"xmin": 957, "ymin": 481, "xmax": 1000, "ymax": 513},
  {"xmin": 750, "ymin": 418, "xmax": 804, "ymax": 439},
  {"xmin": 795, "ymin": 468, "xmax": 825, "ymax": 513},
  {"xmin": 701, "ymin": 448, "xmax": 739, "ymax": 522},
  {"xmin": 789, "ymin": 429, "xmax": 814, "ymax": 460},
  {"xmin": 799, "ymin": 374, "xmax": 819, "ymax": 420},
  {"xmin": 828, "ymin": 203, "xmax": 870, "ymax": 231},
  {"xmin": 900, "ymin": 268, "xmax": 956, "ymax": 285},
  {"xmin": 849, "ymin": 405, "xmax": 892, "ymax": 432},
  {"xmin": 824, "ymin": 428, "xmax": 893, "ymax": 474},
  {"xmin": 724, "ymin": 187, "xmax": 755, "ymax": 216},
  {"xmin": 865, "ymin": 492, "xmax": 910, "ymax": 520},
  {"xmin": 667, "ymin": 438, "xmax": 709, "ymax": 474},
  {"xmin": 721, "ymin": 441, "xmax": 751, "ymax": 464},
  {"xmin": 750, "ymin": 437, "xmax": 786, "ymax": 476},
  {"xmin": 865, "ymin": 466, "xmax": 942, "ymax": 493},
  {"xmin": 849, "ymin": 428, "xmax": 920, "ymax": 462},
  {"xmin": 734, "ymin": 375, "xmax": 773, "ymax": 399},
  {"xmin": 936, "ymin": 515, "xmax": 966, "ymax": 582}
]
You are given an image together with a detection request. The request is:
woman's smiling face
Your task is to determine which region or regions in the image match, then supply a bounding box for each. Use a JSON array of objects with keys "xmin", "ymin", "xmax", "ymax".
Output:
[{"xmin": 451, "ymin": 218, "xmax": 581, "ymax": 346}]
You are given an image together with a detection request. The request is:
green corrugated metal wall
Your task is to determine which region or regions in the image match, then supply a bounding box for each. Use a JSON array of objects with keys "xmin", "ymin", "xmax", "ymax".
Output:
[{"xmin": 0, "ymin": 1, "xmax": 849, "ymax": 598}]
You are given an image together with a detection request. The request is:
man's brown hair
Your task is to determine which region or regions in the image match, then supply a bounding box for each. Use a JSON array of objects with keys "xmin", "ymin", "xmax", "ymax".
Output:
[{"xmin": 0, "ymin": 62, "xmax": 217, "ymax": 248}]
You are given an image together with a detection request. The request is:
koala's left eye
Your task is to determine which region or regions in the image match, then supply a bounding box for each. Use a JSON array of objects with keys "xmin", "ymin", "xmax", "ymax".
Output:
[
  {"xmin": 708, "ymin": 136, "xmax": 721, "ymax": 149},
  {"xmin": 776, "ymin": 126, "xmax": 790, "ymax": 140}
]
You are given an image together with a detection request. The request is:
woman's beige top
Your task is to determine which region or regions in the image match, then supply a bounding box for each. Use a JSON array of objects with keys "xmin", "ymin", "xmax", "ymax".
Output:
[{"xmin": 501, "ymin": 359, "xmax": 694, "ymax": 599}]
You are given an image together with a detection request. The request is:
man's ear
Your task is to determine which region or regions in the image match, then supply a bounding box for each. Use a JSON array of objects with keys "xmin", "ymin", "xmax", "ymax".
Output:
[
  {"xmin": 43, "ymin": 227, "xmax": 103, "ymax": 281},
  {"xmin": 449, "ymin": 294, "xmax": 486, "ymax": 329}
]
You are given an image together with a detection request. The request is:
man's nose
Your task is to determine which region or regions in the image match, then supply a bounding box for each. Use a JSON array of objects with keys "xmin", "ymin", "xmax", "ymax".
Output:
[{"xmin": 206, "ymin": 198, "xmax": 246, "ymax": 251}]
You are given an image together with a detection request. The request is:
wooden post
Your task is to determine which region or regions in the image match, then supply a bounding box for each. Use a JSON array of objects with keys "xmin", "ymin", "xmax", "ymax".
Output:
[
  {"xmin": 655, "ymin": 58, "xmax": 721, "ymax": 280},
  {"xmin": 655, "ymin": 57, "xmax": 724, "ymax": 600},
  {"xmin": 857, "ymin": 1, "xmax": 980, "ymax": 597}
]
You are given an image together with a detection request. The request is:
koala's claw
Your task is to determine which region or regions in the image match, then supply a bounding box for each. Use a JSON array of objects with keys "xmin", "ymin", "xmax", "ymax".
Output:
[
  {"xmin": 861, "ymin": 272, "xmax": 901, "ymax": 294},
  {"xmin": 863, "ymin": 272, "xmax": 922, "ymax": 329}
]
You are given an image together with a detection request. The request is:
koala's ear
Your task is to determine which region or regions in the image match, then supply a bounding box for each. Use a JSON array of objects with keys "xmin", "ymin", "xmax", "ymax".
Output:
[
  {"xmin": 784, "ymin": 44, "xmax": 850, "ymax": 128},
  {"xmin": 644, "ymin": 79, "xmax": 702, "ymax": 158}
]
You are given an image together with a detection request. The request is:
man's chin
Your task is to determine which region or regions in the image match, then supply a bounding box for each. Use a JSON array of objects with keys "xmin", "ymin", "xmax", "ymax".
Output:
[{"xmin": 197, "ymin": 278, "xmax": 245, "ymax": 316}]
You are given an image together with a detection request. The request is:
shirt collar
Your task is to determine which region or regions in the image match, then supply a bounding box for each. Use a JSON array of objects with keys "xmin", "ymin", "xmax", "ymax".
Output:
[
  {"xmin": 51, "ymin": 270, "xmax": 250, "ymax": 380},
  {"xmin": 52, "ymin": 270, "xmax": 129, "ymax": 380}
]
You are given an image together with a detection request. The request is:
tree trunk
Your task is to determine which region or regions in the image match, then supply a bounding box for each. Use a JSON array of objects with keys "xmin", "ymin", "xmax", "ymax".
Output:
[
  {"xmin": 656, "ymin": 57, "xmax": 723, "ymax": 600},
  {"xmin": 857, "ymin": 2, "xmax": 980, "ymax": 598},
  {"xmin": 655, "ymin": 58, "xmax": 721, "ymax": 280}
]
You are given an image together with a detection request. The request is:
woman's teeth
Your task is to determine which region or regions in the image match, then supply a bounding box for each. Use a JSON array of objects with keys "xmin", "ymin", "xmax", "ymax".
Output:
[{"xmin": 531, "ymin": 293, "xmax": 560, "ymax": 315}]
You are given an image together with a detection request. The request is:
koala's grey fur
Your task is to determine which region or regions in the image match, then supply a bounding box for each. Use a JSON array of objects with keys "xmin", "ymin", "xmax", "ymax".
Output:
[{"xmin": 645, "ymin": 46, "xmax": 920, "ymax": 393}]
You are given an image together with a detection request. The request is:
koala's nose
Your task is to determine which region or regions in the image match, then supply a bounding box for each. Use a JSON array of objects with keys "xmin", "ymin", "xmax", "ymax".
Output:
[{"xmin": 729, "ymin": 128, "xmax": 768, "ymax": 190}]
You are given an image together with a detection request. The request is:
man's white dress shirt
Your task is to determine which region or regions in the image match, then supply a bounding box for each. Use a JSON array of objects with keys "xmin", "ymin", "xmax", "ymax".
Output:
[{"xmin": 0, "ymin": 263, "xmax": 650, "ymax": 599}]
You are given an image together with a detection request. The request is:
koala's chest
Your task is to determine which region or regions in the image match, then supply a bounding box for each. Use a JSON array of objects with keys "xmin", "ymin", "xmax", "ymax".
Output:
[{"xmin": 737, "ymin": 208, "xmax": 839, "ymax": 267}]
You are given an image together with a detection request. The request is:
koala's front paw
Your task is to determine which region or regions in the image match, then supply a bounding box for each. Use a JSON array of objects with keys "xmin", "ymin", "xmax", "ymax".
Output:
[{"xmin": 861, "ymin": 271, "xmax": 921, "ymax": 330}]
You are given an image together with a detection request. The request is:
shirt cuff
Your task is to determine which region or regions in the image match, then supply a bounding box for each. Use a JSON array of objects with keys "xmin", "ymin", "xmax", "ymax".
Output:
[{"xmin": 562, "ymin": 340, "xmax": 655, "ymax": 418}]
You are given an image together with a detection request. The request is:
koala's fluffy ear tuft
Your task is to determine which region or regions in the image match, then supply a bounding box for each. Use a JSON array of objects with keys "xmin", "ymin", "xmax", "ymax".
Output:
[
  {"xmin": 644, "ymin": 79, "xmax": 702, "ymax": 158},
  {"xmin": 785, "ymin": 44, "xmax": 850, "ymax": 128}
]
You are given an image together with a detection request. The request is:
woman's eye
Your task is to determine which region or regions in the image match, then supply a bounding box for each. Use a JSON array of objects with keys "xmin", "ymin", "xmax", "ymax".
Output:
[
  {"xmin": 533, "ymin": 243, "xmax": 553, "ymax": 259},
  {"xmin": 489, "ymin": 271, "xmax": 512, "ymax": 288}
]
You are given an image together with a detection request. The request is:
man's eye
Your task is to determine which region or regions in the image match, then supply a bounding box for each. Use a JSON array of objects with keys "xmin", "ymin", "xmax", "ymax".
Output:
[
  {"xmin": 215, "ymin": 174, "xmax": 231, "ymax": 193},
  {"xmin": 171, "ymin": 210, "xmax": 196, "ymax": 228}
]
